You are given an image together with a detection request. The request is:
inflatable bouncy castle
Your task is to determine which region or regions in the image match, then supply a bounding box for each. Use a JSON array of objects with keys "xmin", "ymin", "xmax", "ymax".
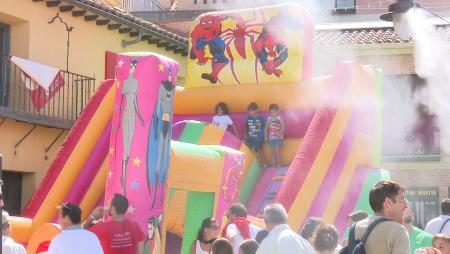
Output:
[{"xmin": 11, "ymin": 3, "xmax": 389, "ymax": 254}]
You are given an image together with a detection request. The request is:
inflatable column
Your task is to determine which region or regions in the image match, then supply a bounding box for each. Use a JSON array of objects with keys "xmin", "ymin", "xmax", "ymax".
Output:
[{"xmin": 106, "ymin": 52, "xmax": 178, "ymax": 253}]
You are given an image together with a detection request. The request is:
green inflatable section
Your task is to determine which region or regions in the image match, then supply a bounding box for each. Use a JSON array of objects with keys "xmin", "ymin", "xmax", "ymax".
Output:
[
  {"xmin": 181, "ymin": 191, "xmax": 215, "ymax": 254},
  {"xmin": 172, "ymin": 140, "xmax": 222, "ymax": 158},
  {"xmin": 179, "ymin": 121, "xmax": 206, "ymax": 144},
  {"xmin": 240, "ymin": 160, "xmax": 261, "ymax": 204},
  {"xmin": 174, "ymin": 121, "xmax": 262, "ymax": 205}
]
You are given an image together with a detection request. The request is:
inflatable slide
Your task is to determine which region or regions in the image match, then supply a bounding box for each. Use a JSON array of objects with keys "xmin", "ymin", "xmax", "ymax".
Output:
[{"xmin": 12, "ymin": 4, "xmax": 388, "ymax": 254}]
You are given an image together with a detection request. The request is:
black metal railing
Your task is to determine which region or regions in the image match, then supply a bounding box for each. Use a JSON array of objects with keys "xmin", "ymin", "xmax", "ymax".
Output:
[
  {"xmin": 382, "ymin": 134, "xmax": 441, "ymax": 162},
  {"xmin": 0, "ymin": 55, "xmax": 95, "ymax": 129}
]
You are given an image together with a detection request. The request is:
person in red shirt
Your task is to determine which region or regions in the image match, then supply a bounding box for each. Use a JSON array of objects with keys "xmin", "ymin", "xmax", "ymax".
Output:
[{"xmin": 84, "ymin": 193, "xmax": 145, "ymax": 254}]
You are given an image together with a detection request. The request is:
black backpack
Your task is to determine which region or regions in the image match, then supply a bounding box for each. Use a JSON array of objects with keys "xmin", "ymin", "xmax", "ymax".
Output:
[{"xmin": 339, "ymin": 217, "xmax": 391, "ymax": 254}]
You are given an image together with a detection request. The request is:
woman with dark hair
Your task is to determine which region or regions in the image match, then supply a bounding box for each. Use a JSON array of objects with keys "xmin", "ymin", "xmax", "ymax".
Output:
[
  {"xmin": 300, "ymin": 217, "xmax": 324, "ymax": 245},
  {"xmin": 211, "ymin": 238, "xmax": 234, "ymax": 254},
  {"xmin": 313, "ymin": 224, "xmax": 339, "ymax": 254},
  {"xmin": 212, "ymin": 102, "xmax": 240, "ymax": 138},
  {"xmin": 190, "ymin": 218, "xmax": 220, "ymax": 254}
]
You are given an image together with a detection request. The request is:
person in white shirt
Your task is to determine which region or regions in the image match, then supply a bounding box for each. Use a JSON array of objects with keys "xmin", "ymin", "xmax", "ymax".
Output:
[
  {"xmin": 425, "ymin": 198, "xmax": 450, "ymax": 235},
  {"xmin": 256, "ymin": 204, "xmax": 315, "ymax": 254},
  {"xmin": 222, "ymin": 203, "xmax": 260, "ymax": 254},
  {"xmin": 2, "ymin": 210, "xmax": 26, "ymax": 254},
  {"xmin": 212, "ymin": 102, "xmax": 240, "ymax": 138},
  {"xmin": 48, "ymin": 203, "xmax": 103, "ymax": 254}
]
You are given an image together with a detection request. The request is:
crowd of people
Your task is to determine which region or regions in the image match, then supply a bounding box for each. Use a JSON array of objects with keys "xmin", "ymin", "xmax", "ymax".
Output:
[
  {"xmin": 2, "ymin": 172, "xmax": 450, "ymax": 254},
  {"xmin": 3, "ymin": 179, "xmax": 449, "ymax": 254}
]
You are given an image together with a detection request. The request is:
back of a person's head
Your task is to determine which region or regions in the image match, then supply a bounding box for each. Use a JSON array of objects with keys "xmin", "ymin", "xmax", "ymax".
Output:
[
  {"xmin": 229, "ymin": 203, "xmax": 247, "ymax": 217},
  {"xmin": 239, "ymin": 239, "xmax": 259, "ymax": 254},
  {"xmin": 112, "ymin": 193, "xmax": 129, "ymax": 215},
  {"xmin": 441, "ymin": 198, "xmax": 450, "ymax": 215},
  {"xmin": 268, "ymin": 104, "xmax": 279, "ymax": 111},
  {"xmin": 348, "ymin": 210, "xmax": 368, "ymax": 224},
  {"xmin": 263, "ymin": 204, "xmax": 288, "ymax": 225},
  {"xmin": 369, "ymin": 180, "xmax": 404, "ymax": 212},
  {"xmin": 255, "ymin": 229, "xmax": 269, "ymax": 243},
  {"xmin": 300, "ymin": 217, "xmax": 324, "ymax": 240},
  {"xmin": 247, "ymin": 102, "xmax": 258, "ymax": 111},
  {"xmin": 61, "ymin": 203, "xmax": 82, "ymax": 224},
  {"xmin": 313, "ymin": 224, "xmax": 339, "ymax": 252},
  {"xmin": 212, "ymin": 238, "xmax": 234, "ymax": 254}
]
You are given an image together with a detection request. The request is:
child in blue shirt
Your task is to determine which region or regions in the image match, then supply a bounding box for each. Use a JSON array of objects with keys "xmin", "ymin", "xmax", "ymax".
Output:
[{"xmin": 245, "ymin": 102, "xmax": 268, "ymax": 167}]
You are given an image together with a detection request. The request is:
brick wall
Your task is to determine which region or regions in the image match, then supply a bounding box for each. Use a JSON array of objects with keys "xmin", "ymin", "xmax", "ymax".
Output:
[
  {"xmin": 389, "ymin": 167, "xmax": 450, "ymax": 200},
  {"xmin": 356, "ymin": 0, "xmax": 450, "ymax": 15}
]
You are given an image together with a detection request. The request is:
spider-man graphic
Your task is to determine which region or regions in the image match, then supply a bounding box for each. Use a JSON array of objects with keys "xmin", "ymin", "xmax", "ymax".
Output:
[
  {"xmin": 254, "ymin": 15, "xmax": 294, "ymax": 78},
  {"xmin": 190, "ymin": 15, "xmax": 229, "ymax": 84}
]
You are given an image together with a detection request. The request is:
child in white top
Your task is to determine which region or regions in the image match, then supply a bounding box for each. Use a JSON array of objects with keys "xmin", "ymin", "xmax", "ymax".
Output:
[{"xmin": 212, "ymin": 102, "xmax": 240, "ymax": 138}]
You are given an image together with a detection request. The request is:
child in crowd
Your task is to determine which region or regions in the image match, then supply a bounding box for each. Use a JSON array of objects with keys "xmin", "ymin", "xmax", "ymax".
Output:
[
  {"xmin": 245, "ymin": 102, "xmax": 268, "ymax": 167},
  {"xmin": 265, "ymin": 104, "xmax": 284, "ymax": 167},
  {"xmin": 212, "ymin": 102, "xmax": 240, "ymax": 138},
  {"xmin": 239, "ymin": 239, "xmax": 259, "ymax": 254}
]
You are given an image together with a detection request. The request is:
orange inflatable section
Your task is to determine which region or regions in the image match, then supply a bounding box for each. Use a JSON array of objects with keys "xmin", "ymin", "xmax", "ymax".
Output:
[{"xmin": 174, "ymin": 77, "xmax": 331, "ymax": 114}]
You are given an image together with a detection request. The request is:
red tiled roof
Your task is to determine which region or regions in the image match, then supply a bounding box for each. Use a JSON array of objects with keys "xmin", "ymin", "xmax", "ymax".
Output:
[
  {"xmin": 55, "ymin": 1, "xmax": 450, "ymax": 51},
  {"xmin": 59, "ymin": 0, "xmax": 189, "ymax": 49},
  {"xmin": 314, "ymin": 28, "xmax": 407, "ymax": 45}
]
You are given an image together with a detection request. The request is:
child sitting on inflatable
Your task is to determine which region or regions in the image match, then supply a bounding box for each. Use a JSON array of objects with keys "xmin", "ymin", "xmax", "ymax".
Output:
[{"xmin": 212, "ymin": 102, "xmax": 240, "ymax": 139}]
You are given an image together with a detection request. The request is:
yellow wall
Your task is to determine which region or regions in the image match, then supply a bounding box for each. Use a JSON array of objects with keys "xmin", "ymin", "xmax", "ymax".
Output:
[
  {"xmin": 0, "ymin": 119, "xmax": 68, "ymax": 208},
  {"xmin": 0, "ymin": 0, "xmax": 187, "ymax": 209},
  {"xmin": 0, "ymin": 0, "xmax": 186, "ymax": 81}
]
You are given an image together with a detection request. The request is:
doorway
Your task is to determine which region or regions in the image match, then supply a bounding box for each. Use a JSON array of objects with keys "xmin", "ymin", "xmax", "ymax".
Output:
[{"xmin": 2, "ymin": 171, "xmax": 23, "ymax": 215}]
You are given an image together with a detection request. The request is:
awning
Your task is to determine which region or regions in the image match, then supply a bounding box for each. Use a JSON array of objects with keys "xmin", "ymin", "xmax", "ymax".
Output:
[{"xmin": 10, "ymin": 56, "xmax": 65, "ymax": 111}]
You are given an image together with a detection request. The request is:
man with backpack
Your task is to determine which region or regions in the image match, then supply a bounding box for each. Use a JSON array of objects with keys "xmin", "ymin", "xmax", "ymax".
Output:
[
  {"xmin": 425, "ymin": 198, "xmax": 450, "ymax": 235},
  {"xmin": 341, "ymin": 180, "xmax": 410, "ymax": 254}
]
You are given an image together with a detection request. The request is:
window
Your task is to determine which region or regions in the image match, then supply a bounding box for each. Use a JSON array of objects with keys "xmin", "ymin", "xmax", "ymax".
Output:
[
  {"xmin": 0, "ymin": 23, "xmax": 10, "ymax": 107},
  {"xmin": 203, "ymin": 0, "xmax": 207, "ymax": 4},
  {"xmin": 335, "ymin": 0, "xmax": 355, "ymax": 8}
]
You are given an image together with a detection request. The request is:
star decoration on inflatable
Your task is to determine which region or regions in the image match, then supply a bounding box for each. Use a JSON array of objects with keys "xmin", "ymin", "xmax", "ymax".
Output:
[
  {"xmin": 158, "ymin": 63, "xmax": 165, "ymax": 72},
  {"xmin": 109, "ymin": 147, "xmax": 114, "ymax": 155},
  {"xmin": 108, "ymin": 171, "xmax": 113, "ymax": 178},
  {"xmin": 132, "ymin": 157, "xmax": 142, "ymax": 167},
  {"xmin": 117, "ymin": 59, "xmax": 125, "ymax": 68},
  {"xmin": 131, "ymin": 180, "xmax": 139, "ymax": 190},
  {"xmin": 127, "ymin": 205, "xmax": 136, "ymax": 214}
]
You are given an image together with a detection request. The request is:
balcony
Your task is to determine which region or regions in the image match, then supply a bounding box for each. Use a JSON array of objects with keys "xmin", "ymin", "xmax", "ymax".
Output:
[
  {"xmin": 382, "ymin": 127, "xmax": 441, "ymax": 162},
  {"xmin": 0, "ymin": 55, "xmax": 95, "ymax": 129}
]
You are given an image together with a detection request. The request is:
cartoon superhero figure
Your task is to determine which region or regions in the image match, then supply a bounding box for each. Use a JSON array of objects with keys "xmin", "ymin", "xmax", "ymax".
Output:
[
  {"xmin": 254, "ymin": 16, "xmax": 289, "ymax": 78},
  {"xmin": 190, "ymin": 15, "xmax": 229, "ymax": 84},
  {"xmin": 116, "ymin": 59, "xmax": 145, "ymax": 196},
  {"xmin": 147, "ymin": 65, "xmax": 175, "ymax": 210}
]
